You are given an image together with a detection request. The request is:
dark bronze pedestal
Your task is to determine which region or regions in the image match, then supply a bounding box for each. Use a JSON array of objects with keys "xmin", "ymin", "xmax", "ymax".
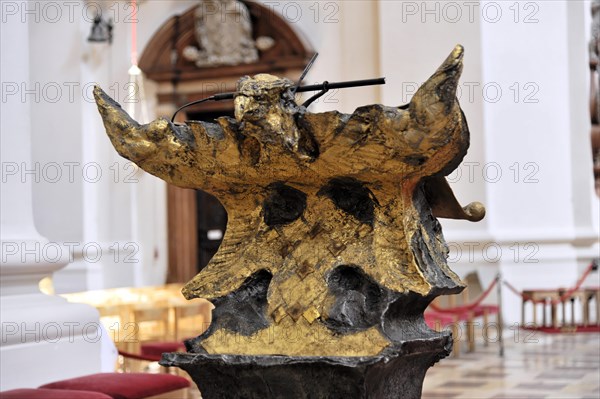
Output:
[{"xmin": 161, "ymin": 333, "xmax": 452, "ymax": 399}]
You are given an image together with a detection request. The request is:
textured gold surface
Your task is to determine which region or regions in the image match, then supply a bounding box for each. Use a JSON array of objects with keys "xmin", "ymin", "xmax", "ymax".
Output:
[
  {"xmin": 94, "ymin": 44, "xmax": 484, "ymax": 357},
  {"xmin": 200, "ymin": 317, "xmax": 390, "ymax": 357}
]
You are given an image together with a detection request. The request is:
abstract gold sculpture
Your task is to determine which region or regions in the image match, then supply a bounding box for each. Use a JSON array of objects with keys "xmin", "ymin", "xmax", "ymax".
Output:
[{"xmin": 95, "ymin": 45, "xmax": 484, "ymax": 398}]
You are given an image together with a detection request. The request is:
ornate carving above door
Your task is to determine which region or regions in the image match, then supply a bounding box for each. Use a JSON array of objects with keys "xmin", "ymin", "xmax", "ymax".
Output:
[{"xmin": 139, "ymin": 0, "xmax": 314, "ymax": 113}]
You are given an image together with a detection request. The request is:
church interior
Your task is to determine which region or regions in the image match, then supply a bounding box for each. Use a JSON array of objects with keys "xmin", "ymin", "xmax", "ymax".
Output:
[{"xmin": 1, "ymin": 1, "xmax": 599, "ymax": 398}]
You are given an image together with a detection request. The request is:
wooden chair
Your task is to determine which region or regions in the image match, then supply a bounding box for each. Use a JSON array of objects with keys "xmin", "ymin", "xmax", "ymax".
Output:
[
  {"xmin": 120, "ymin": 300, "xmax": 213, "ymax": 372},
  {"xmin": 461, "ymin": 272, "xmax": 500, "ymax": 351},
  {"xmin": 97, "ymin": 304, "xmax": 133, "ymax": 353},
  {"xmin": 130, "ymin": 303, "xmax": 173, "ymax": 345},
  {"xmin": 172, "ymin": 299, "xmax": 213, "ymax": 342},
  {"xmin": 120, "ymin": 303, "xmax": 173, "ymax": 372},
  {"xmin": 428, "ymin": 272, "xmax": 499, "ymax": 355}
]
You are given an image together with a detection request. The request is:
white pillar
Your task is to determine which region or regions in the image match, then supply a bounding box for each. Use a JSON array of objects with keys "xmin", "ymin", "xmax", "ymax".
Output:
[
  {"xmin": 377, "ymin": 0, "xmax": 499, "ymax": 297},
  {"xmin": 479, "ymin": 0, "xmax": 599, "ymax": 324},
  {"xmin": 0, "ymin": 11, "xmax": 102, "ymax": 390},
  {"xmin": 47, "ymin": 4, "xmax": 170, "ymax": 292},
  {"xmin": 68, "ymin": 1, "xmax": 171, "ymax": 290}
]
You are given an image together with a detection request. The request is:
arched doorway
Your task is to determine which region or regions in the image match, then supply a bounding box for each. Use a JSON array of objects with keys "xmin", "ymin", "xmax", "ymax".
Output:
[{"xmin": 138, "ymin": 1, "xmax": 314, "ymax": 283}]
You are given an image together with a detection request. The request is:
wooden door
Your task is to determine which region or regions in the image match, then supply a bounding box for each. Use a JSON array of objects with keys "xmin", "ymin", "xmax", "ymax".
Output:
[{"xmin": 166, "ymin": 185, "xmax": 198, "ymax": 283}]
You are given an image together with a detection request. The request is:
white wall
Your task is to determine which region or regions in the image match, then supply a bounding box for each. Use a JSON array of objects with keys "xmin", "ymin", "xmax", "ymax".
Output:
[
  {"xmin": 23, "ymin": 0, "xmax": 188, "ymax": 292},
  {"xmin": 479, "ymin": 0, "xmax": 598, "ymax": 323},
  {"xmin": 17, "ymin": 0, "xmax": 599, "ymax": 322},
  {"xmin": 377, "ymin": 0, "xmax": 499, "ymax": 304}
]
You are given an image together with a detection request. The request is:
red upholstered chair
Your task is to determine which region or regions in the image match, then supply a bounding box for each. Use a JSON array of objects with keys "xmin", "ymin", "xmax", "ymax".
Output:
[
  {"xmin": 0, "ymin": 388, "xmax": 112, "ymax": 398},
  {"xmin": 140, "ymin": 341, "xmax": 185, "ymax": 360},
  {"xmin": 119, "ymin": 299, "xmax": 208, "ymax": 372},
  {"xmin": 118, "ymin": 341, "xmax": 186, "ymax": 373},
  {"xmin": 39, "ymin": 373, "xmax": 190, "ymax": 399}
]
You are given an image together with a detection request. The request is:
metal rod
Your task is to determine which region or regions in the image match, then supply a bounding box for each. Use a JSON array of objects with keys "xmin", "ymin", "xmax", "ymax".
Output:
[
  {"xmin": 296, "ymin": 78, "xmax": 386, "ymax": 93},
  {"xmin": 212, "ymin": 78, "xmax": 386, "ymax": 100},
  {"xmin": 172, "ymin": 77, "xmax": 386, "ymax": 121},
  {"xmin": 496, "ymin": 272, "xmax": 504, "ymax": 357},
  {"xmin": 291, "ymin": 53, "xmax": 319, "ymax": 96}
]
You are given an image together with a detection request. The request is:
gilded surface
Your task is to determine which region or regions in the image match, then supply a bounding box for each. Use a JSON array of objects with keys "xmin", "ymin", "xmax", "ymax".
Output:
[{"xmin": 94, "ymin": 45, "xmax": 484, "ymax": 357}]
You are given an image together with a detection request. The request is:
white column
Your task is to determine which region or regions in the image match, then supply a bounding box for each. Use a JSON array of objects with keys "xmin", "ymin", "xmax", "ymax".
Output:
[
  {"xmin": 377, "ymin": 1, "xmax": 499, "ymax": 296},
  {"xmin": 0, "ymin": 10, "xmax": 101, "ymax": 390},
  {"xmin": 479, "ymin": 0, "xmax": 599, "ymax": 324},
  {"xmin": 71, "ymin": 1, "xmax": 172, "ymax": 290},
  {"xmin": 49, "ymin": 5, "xmax": 169, "ymax": 292}
]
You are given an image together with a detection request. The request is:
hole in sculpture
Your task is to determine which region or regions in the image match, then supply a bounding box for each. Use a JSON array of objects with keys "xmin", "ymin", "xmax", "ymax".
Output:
[
  {"xmin": 263, "ymin": 183, "xmax": 307, "ymax": 227},
  {"xmin": 318, "ymin": 177, "xmax": 378, "ymax": 225}
]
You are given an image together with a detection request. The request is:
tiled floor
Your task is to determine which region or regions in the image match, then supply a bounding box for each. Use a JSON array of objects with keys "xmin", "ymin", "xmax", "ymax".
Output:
[
  {"xmin": 176, "ymin": 332, "xmax": 599, "ymax": 398},
  {"xmin": 423, "ymin": 332, "xmax": 600, "ymax": 399}
]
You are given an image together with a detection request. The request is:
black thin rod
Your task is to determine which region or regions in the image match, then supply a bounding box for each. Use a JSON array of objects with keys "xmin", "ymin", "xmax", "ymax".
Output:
[
  {"xmin": 214, "ymin": 78, "xmax": 386, "ymax": 100},
  {"xmin": 291, "ymin": 53, "xmax": 319, "ymax": 96},
  {"xmin": 171, "ymin": 96, "xmax": 215, "ymax": 122},
  {"xmin": 171, "ymin": 77, "xmax": 386, "ymax": 122},
  {"xmin": 302, "ymin": 81, "xmax": 329, "ymax": 108},
  {"xmin": 294, "ymin": 78, "xmax": 386, "ymax": 94}
]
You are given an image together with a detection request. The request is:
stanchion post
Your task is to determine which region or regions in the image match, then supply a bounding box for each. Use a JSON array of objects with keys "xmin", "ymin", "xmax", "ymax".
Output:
[{"xmin": 496, "ymin": 273, "xmax": 504, "ymax": 357}]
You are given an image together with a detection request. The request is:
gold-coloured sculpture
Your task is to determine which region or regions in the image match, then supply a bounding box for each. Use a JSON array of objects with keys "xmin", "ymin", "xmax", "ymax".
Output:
[{"xmin": 94, "ymin": 44, "xmax": 484, "ymax": 358}]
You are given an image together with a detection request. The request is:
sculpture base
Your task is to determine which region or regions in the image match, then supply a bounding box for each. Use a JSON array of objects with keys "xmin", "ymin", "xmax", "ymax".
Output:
[{"xmin": 160, "ymin": 334, "xmax": 452, "ymax": 399}]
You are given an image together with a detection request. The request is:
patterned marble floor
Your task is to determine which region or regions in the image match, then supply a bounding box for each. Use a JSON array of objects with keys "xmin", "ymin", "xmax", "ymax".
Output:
[{"xmin": 422, "ymin": 332, "xmax": 600, "ymax": 399}]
